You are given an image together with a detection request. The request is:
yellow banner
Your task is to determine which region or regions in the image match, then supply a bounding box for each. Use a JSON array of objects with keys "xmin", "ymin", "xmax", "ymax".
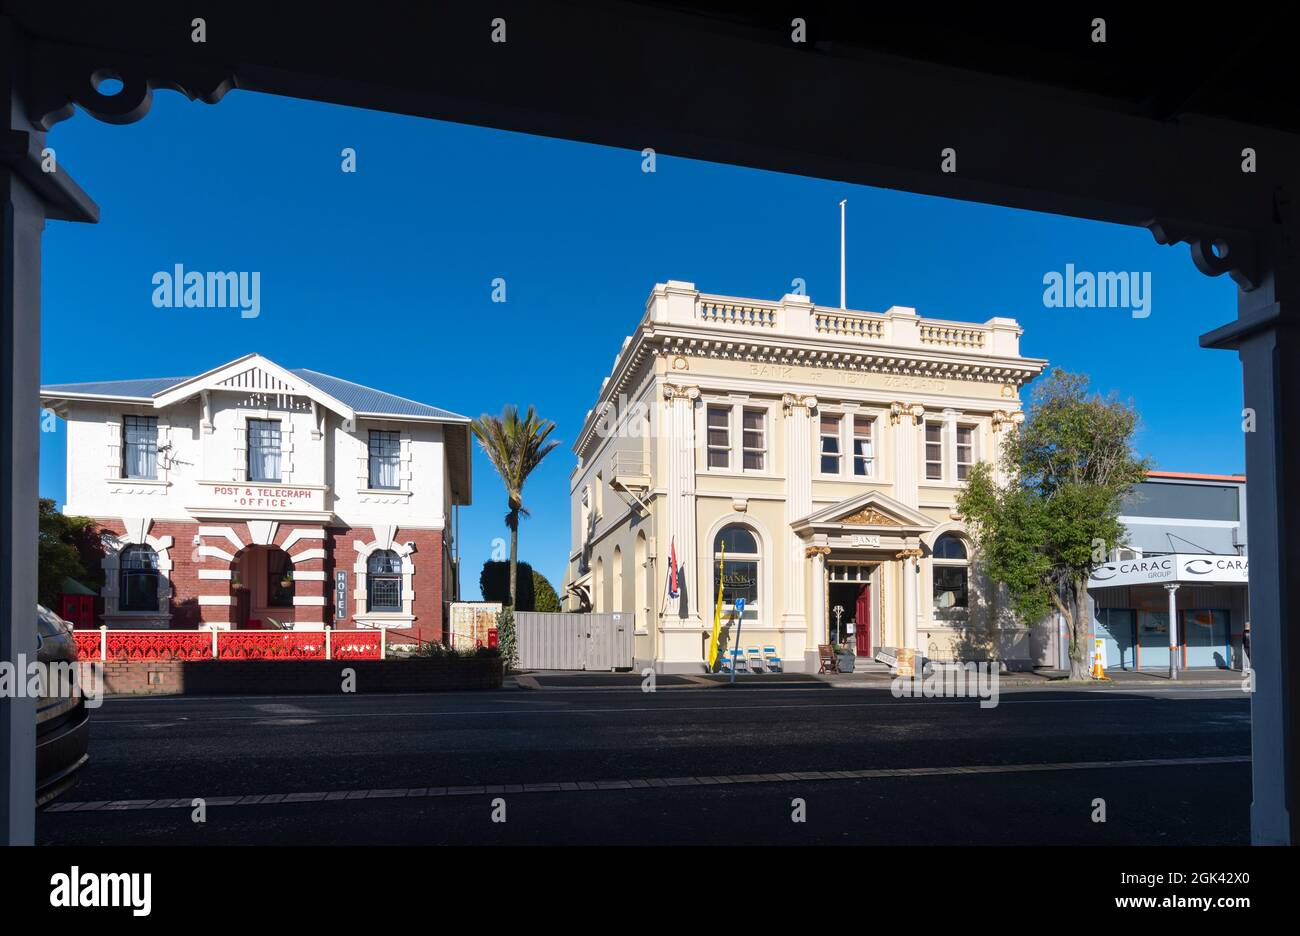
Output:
[{"xmin": 707, "ymin": 543, "xmax": 725, "ymax": 670}]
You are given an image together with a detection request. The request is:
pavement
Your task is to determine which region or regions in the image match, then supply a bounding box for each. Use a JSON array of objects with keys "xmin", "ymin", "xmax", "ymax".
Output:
[
  {"xmin": 513, "ymin": 666, "xmax": 1250, "ymax": 691},
  {"xmin": 39, "ymin": 676, "xmax": 1250, "ymax": 845}
]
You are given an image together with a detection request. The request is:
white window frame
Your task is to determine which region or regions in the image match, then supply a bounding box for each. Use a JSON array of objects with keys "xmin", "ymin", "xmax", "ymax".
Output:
[
  {"xmin": 702, "ymin": 401, "xmax": 771, "ymax": 475},
  {"xmin": 923, "ymin": 420, "xmax": 945, "ymax": 482},
  {"xmin": 817, "ymin": 411, "xmax": 844, "ymax": 477},
  {"xmin": 955, "ymin": 423, "xmax": 976, "ymax": 481},
  {"xmin": 705, "ymin": 404, "xmax": 732, "ymax": 471},
  {"xmin": 851, "ymin": 414, "xmax": 876, "ymax": 478}
]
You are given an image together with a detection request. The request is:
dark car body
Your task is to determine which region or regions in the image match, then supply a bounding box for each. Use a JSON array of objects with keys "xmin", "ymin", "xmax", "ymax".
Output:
[{"xmin": 35, "ymin": 604, "xmax": 90, "ymax": 805}]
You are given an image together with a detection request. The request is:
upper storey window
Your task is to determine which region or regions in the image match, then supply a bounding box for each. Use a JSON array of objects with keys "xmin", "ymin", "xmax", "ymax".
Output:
[
  {"xmin": 247, "ymin": 419, "xmax": 282, "ymax": 483},
  {"xmin": 122, "ymin": 416, "xmax": 158, "ymax": 480}
]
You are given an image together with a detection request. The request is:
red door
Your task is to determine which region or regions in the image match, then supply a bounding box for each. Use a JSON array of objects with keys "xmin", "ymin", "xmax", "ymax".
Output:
[{"xmin": 854, "ymin": 583, "xmax": 872, "ymax": 656}]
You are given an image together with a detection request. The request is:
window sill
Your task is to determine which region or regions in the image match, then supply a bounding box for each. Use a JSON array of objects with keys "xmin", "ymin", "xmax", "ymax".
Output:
[
  {"xmin": 357, "ymin": 488, "xmax": 412, "ymax": 501},
  {"xmin": 109, "ymin": 478, "xmax": 170, "ymax": 489}
]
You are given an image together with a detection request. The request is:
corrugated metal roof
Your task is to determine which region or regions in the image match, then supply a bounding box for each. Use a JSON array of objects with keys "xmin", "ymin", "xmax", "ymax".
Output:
[
  {"xmin": 40, "ymin": 376, "xmax": 190, "ymax": 397},
  {"xmin": 41, "ymin": 366, "xmax": 467, "ymax": 422},
  {"xmin": 289, "ymin": 369, "xmax": 468, "ymax": 421}
]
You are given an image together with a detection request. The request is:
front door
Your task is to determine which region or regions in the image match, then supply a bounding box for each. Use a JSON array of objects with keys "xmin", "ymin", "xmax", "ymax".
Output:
[{"xmin": 854, "ymin": 583, "xmax": 872, "ymax": 656}]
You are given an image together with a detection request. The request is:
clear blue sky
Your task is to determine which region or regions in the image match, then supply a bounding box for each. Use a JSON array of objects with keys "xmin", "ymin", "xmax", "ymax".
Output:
[{"xmin": 38, "ymin": 91, "xmax": 1244, "ymax": 596}]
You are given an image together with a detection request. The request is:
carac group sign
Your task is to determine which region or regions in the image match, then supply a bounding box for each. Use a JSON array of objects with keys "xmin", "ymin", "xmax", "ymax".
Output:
[{"xmin": 1088, "ymin": 553, "xmax": 1249, "ymax": 588}]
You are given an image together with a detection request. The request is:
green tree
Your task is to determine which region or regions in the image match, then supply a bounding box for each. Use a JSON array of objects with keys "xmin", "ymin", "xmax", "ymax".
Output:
[
  {"xmin": 37, "ymin": 498, "xmax": 106, "ymax": 609},
  {"xmin": 479, "ymin": 560, "xmax": 562, "ymax": 612},
  {"xmin": 470, "ymin": 405, "xmax": 560, "ymax": 609},
  {"xmin": 956, "ymin": 371, "xmax": 1150, "ymax": 680},
  {"xmin": 531, "ymin": 570, "xmax": 562, "ymax": 613}
]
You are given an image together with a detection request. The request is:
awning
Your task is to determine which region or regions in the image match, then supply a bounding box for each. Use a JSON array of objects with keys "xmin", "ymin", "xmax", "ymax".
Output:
[{"xmin": 1088, "ymin": 553, "xmax": 1248, "ymax": 589}]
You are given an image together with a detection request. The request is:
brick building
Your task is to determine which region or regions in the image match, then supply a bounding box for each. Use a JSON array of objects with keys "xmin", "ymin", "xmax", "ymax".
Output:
[{"xmin": 41, "ymin": 354, "xmax": 471, "ymax": 645}]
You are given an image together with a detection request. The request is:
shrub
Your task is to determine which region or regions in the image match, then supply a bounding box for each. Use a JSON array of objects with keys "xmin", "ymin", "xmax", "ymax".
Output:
[{"xmin": 495, "ymin": 607, "xmax": 519, "ymax": 670}]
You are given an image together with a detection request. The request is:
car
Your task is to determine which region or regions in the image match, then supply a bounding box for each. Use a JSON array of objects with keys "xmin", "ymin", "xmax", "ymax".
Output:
[{"xmin": 35, "ymin": 604, "xmax": 90, "ymax": 806}]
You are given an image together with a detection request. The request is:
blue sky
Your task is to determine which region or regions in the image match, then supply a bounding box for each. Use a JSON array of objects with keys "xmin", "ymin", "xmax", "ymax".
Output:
[{"xmin": 39, "ymin": 91, "xmax": 1244, "ymax": 596}]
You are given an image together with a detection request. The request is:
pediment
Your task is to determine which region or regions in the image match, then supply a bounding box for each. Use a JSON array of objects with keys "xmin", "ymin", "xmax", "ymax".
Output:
[
  {"xmin": 794, "ymin": 490, "xmax": 935, "ymax": 534},
  {"xmin": 151, "ymin": 353, "xmax": 355, "ymax": 420}
]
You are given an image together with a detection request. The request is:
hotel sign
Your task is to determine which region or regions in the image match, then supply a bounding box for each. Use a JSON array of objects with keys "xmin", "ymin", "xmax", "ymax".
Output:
[{"xmin": 1088, "ymin": 553, "xmax": 1248, "ymax": 589}]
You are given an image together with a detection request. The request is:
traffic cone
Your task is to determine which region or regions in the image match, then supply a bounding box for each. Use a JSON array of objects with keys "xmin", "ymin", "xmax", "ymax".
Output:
[{"xmin": 1090, "ymin": 639, "xmax": 1110, "ymax": 680}]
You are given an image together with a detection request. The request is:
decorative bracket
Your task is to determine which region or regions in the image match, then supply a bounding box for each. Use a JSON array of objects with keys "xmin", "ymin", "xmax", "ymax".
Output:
[
  {"xmin": 1147, "ymin": 218, "xmax": 1260, "ymax": 291},
  {"xmin": 27, "ymin": 40, "xmax": 236, "ymax": 130}
]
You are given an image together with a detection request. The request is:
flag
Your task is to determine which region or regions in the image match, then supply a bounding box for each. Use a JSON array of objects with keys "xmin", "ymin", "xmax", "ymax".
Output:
[
  {"xmin": 707, "ymin": 542, "xmax": 725, "ymax": 670},
  {"xmin": 665, "ymin": 536, "xmax": 679, "ymax": 599}
]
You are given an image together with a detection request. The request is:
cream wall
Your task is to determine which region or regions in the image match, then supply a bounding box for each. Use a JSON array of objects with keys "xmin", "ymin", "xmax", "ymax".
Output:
[{"xmin": 565, "ymin": 283, "xmax": 1045, "ymax": 673}]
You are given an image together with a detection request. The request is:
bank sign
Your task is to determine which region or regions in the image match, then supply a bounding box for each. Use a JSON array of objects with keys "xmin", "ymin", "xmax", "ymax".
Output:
[{"xmin": 1088, "ymin": 553, "xmax": 1249, "ymax": 588}]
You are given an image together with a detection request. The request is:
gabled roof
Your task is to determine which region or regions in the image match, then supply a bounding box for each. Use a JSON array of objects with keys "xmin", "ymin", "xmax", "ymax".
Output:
[
  {"xmin": 40, "ymin": 353, "xmax": 469, "ymax": 423},
  {"xmin": 793, "ymin": 490, "xmax": 935, "ymax": 535},
  {"xmin": 41, "ymin": 354, "xmax": 473, "ymax": 506}
]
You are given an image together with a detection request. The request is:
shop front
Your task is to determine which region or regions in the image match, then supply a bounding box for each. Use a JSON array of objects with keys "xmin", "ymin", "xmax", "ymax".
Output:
[{"xmin": 1089, "ymin": 554, "xmax": 1249, "ymax": 672}]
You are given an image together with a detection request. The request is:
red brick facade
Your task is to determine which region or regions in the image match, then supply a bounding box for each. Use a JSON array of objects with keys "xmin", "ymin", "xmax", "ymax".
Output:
[{"xmin": 94, "ymin": 518, "xmax": 446, "ymax": 646}]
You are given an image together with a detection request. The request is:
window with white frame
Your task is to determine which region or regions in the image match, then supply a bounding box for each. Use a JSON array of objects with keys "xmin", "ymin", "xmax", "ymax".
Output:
[
  {"xmin": 122, "ymin": 415, "xmax": 159, "ymax": 480},
  {"xmin": 247, "ymin": 418, "xmax": 282, "ymax": 483},
  {"xmin": 932, "ymin": 533, "xmax": 969, "ymax": 613},
  {"xmin": 741, "ymin": 408, "xmax": 765, "ymax": 470},
  {"xmin": 368, "ymin": 430, "xmax": 401, "ymax": 489},
  {"xmin": 819, "ymin": 413, "xmax": 842, "ymax": 474},
  {"xmin": 955, "ymin": 425, "xmax": 975, "ymax": 480},
  {"xmin": 924, "ymin": 421, "xmax": 944, "ymax": 480},
  {"xmin": 713, "ymin": 524, "xmax": 760, "ymax": 610},
  {"xmin": 367, "ymin": 550, "xmax": 403, "ymax": 612},
  {"xmin": 706, "ymin": 405, "xmax": 731, "ymax": 469},
  {"xmin": 119, "ymin": 544, "xmax": 160, "ymax": 612},
  {"xmin": 852, "ymin": 415, "xmax": 874, "ymax": 477},
  {"xmin": 704, "ymin": 403, "xmax": 768, "ymax": 472}
]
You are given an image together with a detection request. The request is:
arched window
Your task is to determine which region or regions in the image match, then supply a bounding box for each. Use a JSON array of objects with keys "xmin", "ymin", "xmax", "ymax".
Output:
[
  {"xmin": 713, "ymin": 524, "xmax": 760, "ymax": 608},
  {"xmin": 367, "ymin": 550, "xmax": 403, "ymax": 612},
  {"xmin": 119, "ymin": 545, "xmax": 160, "ymax": 612},
  {"xmin": 612, "ymin": 546, "xmax": 624, "ymax": 613},
  {"xmin": 634, "ymin": 532, "xmax": 648, "ymax": 632},
  {"xmin": 932, "ymin": 533, "xmax": 969, "ymax": 611}
]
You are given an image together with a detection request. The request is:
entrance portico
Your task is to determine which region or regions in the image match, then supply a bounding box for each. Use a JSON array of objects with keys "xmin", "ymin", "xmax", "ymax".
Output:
[{"xmin": 794, "ymin": 491, "xmax": 935, "ymax": 671}]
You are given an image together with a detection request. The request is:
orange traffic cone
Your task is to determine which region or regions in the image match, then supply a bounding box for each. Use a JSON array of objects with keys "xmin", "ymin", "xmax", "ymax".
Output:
[{"xmin": 1091, "ymin": 638, "xmax": 1110, "ymax": 680}]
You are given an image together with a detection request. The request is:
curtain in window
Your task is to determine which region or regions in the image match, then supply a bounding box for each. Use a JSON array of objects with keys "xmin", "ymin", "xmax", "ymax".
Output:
[
  {"xmin": 368, "ymin": 431, "xmax": 401, "ymax": 489},
  {"xmin": 247, "ymin": 419, "xmax": 281, "ymax": 482},
  {"xmin": 123, "ymin": 416, "xmax": 158, "ymax": 479}
]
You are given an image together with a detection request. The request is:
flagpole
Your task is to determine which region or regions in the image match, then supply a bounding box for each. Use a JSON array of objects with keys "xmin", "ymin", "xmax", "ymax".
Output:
[{"xmin": 839, "ymin": 199, "xmax": 847, "ymax": 310}]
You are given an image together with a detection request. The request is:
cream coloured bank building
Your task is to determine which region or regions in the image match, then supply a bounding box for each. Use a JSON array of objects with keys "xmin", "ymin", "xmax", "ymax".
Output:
[{"xmin": 563, "ymin": 282, "xmax": 1047, "ymax": 673}]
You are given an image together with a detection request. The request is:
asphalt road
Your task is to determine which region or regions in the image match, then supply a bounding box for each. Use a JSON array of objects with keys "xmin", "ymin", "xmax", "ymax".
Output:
[{"xmin": 37, "ymin": 683, "xmax": 1251, "ymax": 845}]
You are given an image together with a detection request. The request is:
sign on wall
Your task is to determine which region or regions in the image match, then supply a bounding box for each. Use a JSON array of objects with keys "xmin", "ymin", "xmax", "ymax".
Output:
[
  {"xmin": 1087, "ymin": 553, "xmax": 1249, "ymax": 589},
  {"xmin": 335, "ymin": 571, "xmax": 348, "ymax": 622}
]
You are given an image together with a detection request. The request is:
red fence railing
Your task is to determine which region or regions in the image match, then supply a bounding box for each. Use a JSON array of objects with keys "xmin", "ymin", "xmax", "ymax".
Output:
[{"xmin": 74, "ymin": 627, "xmax": 385, "ymax": 661}]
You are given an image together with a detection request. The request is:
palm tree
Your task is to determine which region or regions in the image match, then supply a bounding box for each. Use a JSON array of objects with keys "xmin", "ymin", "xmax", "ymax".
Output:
[{"xmin": 470, "ymin": 405, "xmax": 560, "ymax": 609}]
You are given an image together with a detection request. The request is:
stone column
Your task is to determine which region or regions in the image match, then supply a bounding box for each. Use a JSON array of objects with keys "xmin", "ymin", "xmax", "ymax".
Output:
[
  {"xmin": 662, "ymin": 383, "xmax": 701, "ymax": 625},
  {"xmin": 782, "ymin": 394, "xmax": 816, "ymax": 631},
  {"xmin": 990, "ymin": 410, "xmax": 1025, "ymax": 486},
  {"xmin": 890, "ymin": 402, "xmax": 924, "ymax": 508},
  {"xmin": 806, "ymin": 545, "xmax": 831, "ymax": 669},
  {"xmin": 897, "ymin": 548, "xmax": 923, "ymax": 655}
]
